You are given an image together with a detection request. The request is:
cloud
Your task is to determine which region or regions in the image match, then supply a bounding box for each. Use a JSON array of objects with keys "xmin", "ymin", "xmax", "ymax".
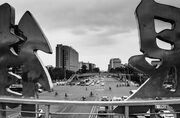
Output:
[
  {"xmin": 71, "ymin": 28, "xmax": 88, "ymax": 35},
  {"xmin": 3, "ymin": 0, "xmax": 180, "ymax": 31},
  {"xmin": 82, "ymin": 36, "xmax": 118, "ymax": 48},
  {"xmin": 2, "ymin": 0, "xmax": 180, "ymax": 70},
  {"xmin": 2, "ymin": 0, "xmax": 140, "ymax": 29},
  {"xmin": 2, "ymin": 0, "xmax": 141, "ymax": 38}
]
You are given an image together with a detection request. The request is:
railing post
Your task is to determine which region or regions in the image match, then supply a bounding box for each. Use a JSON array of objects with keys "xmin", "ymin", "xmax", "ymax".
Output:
[
  {"xmin": 0, "ymin": 103, "xmax": 6, "ymax": 118},
  {"xmin": 125, "ymin": 106, "xmax": 129, "ymax": 118},
  {"xmin": 45, "ymin": 105, "xmax": 51, "ymax": 118},
  {"xmin": 150, "ymin": 106, "xmax": 156, "ymax": 118}
]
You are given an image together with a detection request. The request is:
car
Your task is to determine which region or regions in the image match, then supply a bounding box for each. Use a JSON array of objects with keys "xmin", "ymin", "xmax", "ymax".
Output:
[
  {"xmin": 101, "ymin": 83, "xmax": 105, "ymax": 86},
  {"xmin": 159, "ymin": 110, "xmax": 174, "ymax": 118},
  {"xmin": 111, "ymin": 96, "xmax": 122, "ymax": 101},
  {"xmin": 76, "ymin": 82, "xmax": 80, "ymax": 85},
  {"xmin": 111, "ymin": 96, "xmax": 122, "ymax": 109},
  {"xmin": 101, "ymin": 96, "xmax": 108, "ymax": 101},
  {"xmin": 58, "ymin": 82, "xmax": 66, "ymax": 85},
  {"xmin": 79, "ymin": 81, "xmax": 86, "ymax": 86},
  {"xmin": 96, "ymin": 80, "xmax": 100, "ymax": 84},
  {"xmin": 68, "ymin": 82, "xmax": 75, "ymax": 86},
  {"xmin": 91, "ymin": 82, "xmax": 95, "ymax": 86},
  {"xmin": 86, "ymin": 82, "xmax": 91, "ymax": 86},
  {"xmin": 38, "ymin": 89, "xmax": 43, "ymax": 93},
  {"xmin": 121, "ymin": 96, "xmax": 128, "ymax": 100},
  {"xmin": 98, "ymin": 106, "xmax": 107, "ymax": 117},
  {"xmin": 84, "ymin": 79, "xmax": 89, "ymax": 82}
]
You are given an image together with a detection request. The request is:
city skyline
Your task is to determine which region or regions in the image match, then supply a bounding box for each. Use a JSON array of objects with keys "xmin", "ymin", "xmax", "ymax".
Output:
[{"xmin": 1, "ymin": 0, "xmax": 180, "ymax": 71}]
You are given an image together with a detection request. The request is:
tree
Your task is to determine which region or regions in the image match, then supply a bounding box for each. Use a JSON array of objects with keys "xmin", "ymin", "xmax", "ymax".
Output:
[
  {"xmin": 50, "ymin": 68, "xmax": 64, "ymax": 80},
  {"xmin": 47, "ymin": 67, "xmax": 76, "ymax": 81},
  {"xmin": 93, "ymin": 68, "xmax": 100, "ymax": 73},
  {"xmin": 109, "ymin": 68, "xmax": 115, "ymax": 73},
  {"xmin": 115, "ymin": 67, "xmax": 124, "ymax": 73},
  {"xmin": 66, "ymin": 70, "xmax": 75, "ymax": 79},
  {"xmin": 81, "ymin": 65, "xmax": 87, "ymax": 73}
]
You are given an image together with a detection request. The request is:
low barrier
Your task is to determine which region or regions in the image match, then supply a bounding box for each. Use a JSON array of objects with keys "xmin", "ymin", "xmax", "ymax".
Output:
[{"xmin": 0, "ymin": 97, "xmax": 179, "ymax": 118}]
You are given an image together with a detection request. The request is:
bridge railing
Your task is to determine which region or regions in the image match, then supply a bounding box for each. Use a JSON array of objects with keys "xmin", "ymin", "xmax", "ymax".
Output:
[{"xmin": 0, "ymin": 97, "xmax": 179, "ymax": 118}]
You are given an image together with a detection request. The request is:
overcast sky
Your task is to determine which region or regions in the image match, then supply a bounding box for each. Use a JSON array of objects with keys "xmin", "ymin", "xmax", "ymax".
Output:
[{"xmin": 1, "ymin": 0, "xmax": 180, "ymax": 70}]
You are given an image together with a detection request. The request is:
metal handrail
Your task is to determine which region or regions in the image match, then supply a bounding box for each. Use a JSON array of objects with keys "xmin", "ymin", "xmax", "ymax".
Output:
[
  {"xmin": 0, "ymin": 97, "xmax": 179, "ymax": 118},
  {"xmin": 0, "ymin": 97, "xmax": 180, "ymax": 106}
]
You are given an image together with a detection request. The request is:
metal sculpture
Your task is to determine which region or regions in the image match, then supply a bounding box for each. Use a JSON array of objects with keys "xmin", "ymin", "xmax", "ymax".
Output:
[
  {"xmin": 114, "ymin": 0, "xmax": 180, "ymax": 116},
  {"xmin": 0, "ymin": 3, "xmax": 53, "ymax": 117},
  {"xmin": 129, "ymin": 0, "xmax": 180, "ymax": 99}
]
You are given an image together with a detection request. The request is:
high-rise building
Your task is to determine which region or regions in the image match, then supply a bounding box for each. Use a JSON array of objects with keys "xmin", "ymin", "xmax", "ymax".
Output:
[
  {"xmin": 108, "ymin": 58, "xmax": 124, "ymax": 70},
  {"xmin": 56, "ymin": 44, "xmax": 79, "ymax": 72}
]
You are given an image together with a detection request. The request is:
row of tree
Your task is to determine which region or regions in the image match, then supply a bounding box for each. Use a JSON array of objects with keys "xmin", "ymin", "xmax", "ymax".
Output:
[
  {"xmin": 47, "ymin": 67, "xmax": 75, "ymax": 81},
  {"xmin": 77, "ymin": 65, "xmax": 100, "ymax": 74},
  {"xmin": 108, "ymin": 64, "xmax": 149, "ymax": 85},
  {"xmin": 46, "ymin": 65, "xmax": 100, "ymax": 82}
]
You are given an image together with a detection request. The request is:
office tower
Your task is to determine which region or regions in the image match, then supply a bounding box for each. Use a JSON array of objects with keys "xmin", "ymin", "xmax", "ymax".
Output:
[{"xmin": 56, "ymin": 44, "xmax": 79, "ymax": 72}]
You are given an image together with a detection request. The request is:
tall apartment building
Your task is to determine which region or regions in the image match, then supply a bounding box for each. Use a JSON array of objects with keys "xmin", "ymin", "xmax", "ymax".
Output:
[
  {"xmin": 56, "ymin": 44, "xmax": 79, "ymax": 72},
  {"xmin": 108, "ymin": 58, "xmax": 124, "ymax": 70}
]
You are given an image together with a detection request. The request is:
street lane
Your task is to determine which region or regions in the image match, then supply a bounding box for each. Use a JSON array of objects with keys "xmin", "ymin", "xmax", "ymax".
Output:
[{"xmin": 38, "ymin": 76, "xmax": 138, "ymax": 118}]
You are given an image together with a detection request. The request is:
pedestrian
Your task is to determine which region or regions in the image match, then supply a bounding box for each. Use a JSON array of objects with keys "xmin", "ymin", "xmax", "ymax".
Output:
[
  {"xmin": 65, "ymin": 93, "xmax": 68, "ymax": 98},
  {"xmin": 55, "ymin": 91, "xmax": 58, "ymax": 96},
  {"xmin": 109, "ymin": 87, "xmax": 111, "ymax": 91},
  {"xmin": 90, "ymin": 91, "xmax": 93, "ymax": 97}
]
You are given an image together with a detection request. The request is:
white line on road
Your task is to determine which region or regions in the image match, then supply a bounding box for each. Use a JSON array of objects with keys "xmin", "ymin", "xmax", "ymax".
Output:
[
  {"xmin": 89, "ymin": 105, "xmax": 96, "ymax": 118},
  {"xmin": 89, "ymin": 97, "xmax": 99, "ymax": 118},
  {"xmin": 61, "ymin": 105, "xmax": 69, "ymax": 113},
  {"xmin": 8, "ymin": 113, "xmax": 20, "ymax": 118}
]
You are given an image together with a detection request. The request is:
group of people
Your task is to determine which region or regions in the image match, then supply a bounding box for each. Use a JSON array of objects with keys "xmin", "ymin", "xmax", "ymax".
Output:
[
  {"xmin": 54, "ymin": 90, "xmax": 94, "ymax": 101},
  {"xmin": 54, "ymin": 91, "xmax": 68, "ymax": 98}
]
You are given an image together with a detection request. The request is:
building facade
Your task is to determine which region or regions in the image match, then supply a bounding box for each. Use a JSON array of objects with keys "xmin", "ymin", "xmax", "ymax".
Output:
[
  {"xmin": 79, "ymin": 61, "xmax": 96, "ymax": 71},
  {"xmin": 108, "ymin": 58, "xmax": 124, "ymax": 70},
  {"xmin": 56, "ymin": 44, "xmax": 79, "ymax": 72}
]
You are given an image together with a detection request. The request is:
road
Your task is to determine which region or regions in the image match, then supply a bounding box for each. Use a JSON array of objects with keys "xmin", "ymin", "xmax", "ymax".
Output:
[
  {"xmin": 38, "ymin": 76, "xmax": 138, "ymax": 118},
  {"xmin": 8, "ymin": 76, "xmax": 137, "ymax": 118}
]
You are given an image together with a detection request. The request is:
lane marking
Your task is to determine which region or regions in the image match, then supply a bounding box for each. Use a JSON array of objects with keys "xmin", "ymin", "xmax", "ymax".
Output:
[
  {"xmin": 8, "ymin": 113, "xmax": 20, "ymax": 118},
  {"xmin": 61, "ymin": 105, "xmax": 69, "ymax": 113},
  {"xmin": 89, "ymin": 97, "xmax": 98, "ymax": 118},
  {"xmin": 89, "ymin": 106, "xmax": 96, "ymax": 118}
]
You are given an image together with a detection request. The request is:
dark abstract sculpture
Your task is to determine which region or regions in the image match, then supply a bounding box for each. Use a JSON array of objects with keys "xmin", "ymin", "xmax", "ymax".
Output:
[
  {"xmin": 114, "ymin": 0, "xmax": 180, "ymax": 116},
  {"xmin": 0, "ymin": 3, "xmax": 53, "ymax": 117},
  {"xmin": 129, "ymin": 0, "xmax": 180, "ymax": 99}
]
